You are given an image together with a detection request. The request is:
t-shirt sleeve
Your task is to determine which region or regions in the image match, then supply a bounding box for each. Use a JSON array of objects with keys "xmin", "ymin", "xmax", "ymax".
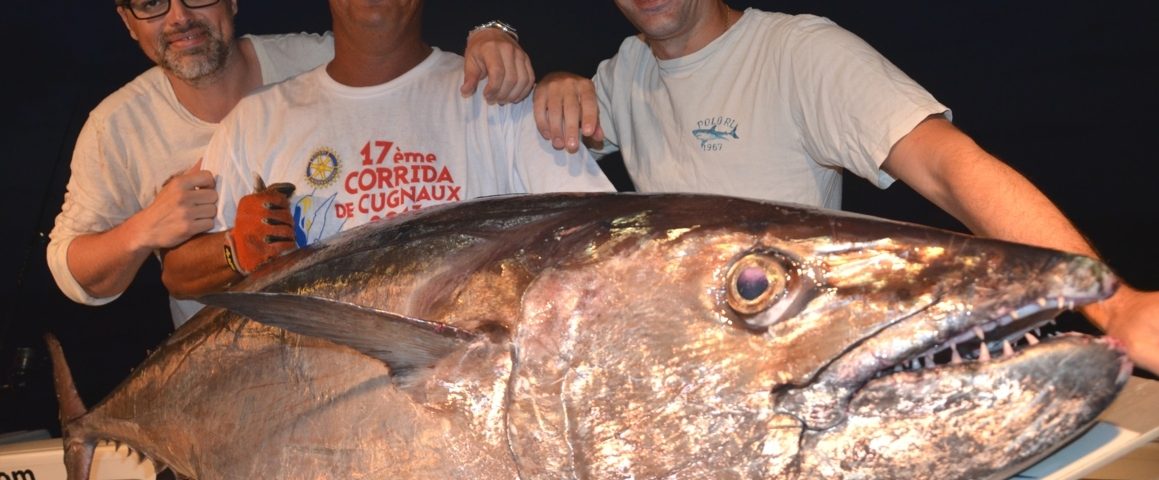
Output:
[{"xmin": 785, "ymin": 16, "xmax": 950, "ymax": 189}]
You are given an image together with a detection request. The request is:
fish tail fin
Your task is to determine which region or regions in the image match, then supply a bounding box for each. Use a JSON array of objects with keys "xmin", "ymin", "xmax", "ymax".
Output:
[
  {"xmin": 44, "ymin": 333, "xmax": 96, "ymax": 480},
  {"xmin": 729, "ymin": 125, "xmax": 739, "ymax": 138}
]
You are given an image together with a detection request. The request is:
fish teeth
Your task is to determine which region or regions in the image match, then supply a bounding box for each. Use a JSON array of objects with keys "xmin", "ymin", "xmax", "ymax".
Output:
[
  {"xmin": 1025, "ymin": 333, "xmax": 1039, "ymax": 346},
  {"xmin": 978, "ymin": 345, "xmax": 991, "ymax": 362},
  {"xmin": 974, "ymin": 326, "xmax": 985, "ymax": 341},
  {"xmin": 951, "ymin": 343, "xmax": 962, "ymax": 364},
  {"xmin": 1002, "ymin": 340, "xmax": 1014, "ymax": 357}
]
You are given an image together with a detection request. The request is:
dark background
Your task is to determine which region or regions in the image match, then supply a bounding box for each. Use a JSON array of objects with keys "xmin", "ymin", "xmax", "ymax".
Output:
[{"xmin": 2, "ymin": 1, "xmax": 1157, "ymax": 436}]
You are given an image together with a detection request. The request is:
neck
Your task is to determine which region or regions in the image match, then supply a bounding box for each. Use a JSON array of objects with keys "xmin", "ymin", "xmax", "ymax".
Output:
[
  {"xmin": 166, "ymin": 38, "xmax": 260, "ymax": 123},
  {"xmin": 649, "ymin": 6, "xmax": 740, "ymax": 60},
  {"xmin": 328, "ymin": 26, "xmax": 431, "ymax": 87}
]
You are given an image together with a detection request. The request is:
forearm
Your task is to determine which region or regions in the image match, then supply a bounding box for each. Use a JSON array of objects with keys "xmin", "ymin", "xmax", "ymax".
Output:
[
  {"xmin": 160, "ymin": 231, "xmax": 242, "ymax": 299},
  {"xmin": 884, "ymin": 118, "xmax": 1111, "ymax": 324},
  {"xmin": 885, "ymin": 118, "xmax": 1097, "ymax": 256},
  {"xmin": 63, "ymin": 217, "xmax": 160, "ymax": 299}
]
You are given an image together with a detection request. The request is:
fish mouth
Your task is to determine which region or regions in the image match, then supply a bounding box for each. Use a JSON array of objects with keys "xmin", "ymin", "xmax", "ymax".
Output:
[
  {"xmin": 786, "ymin": 264, "xmax": 1132, "ymax": 480},
  {"xmin": 796, "ymin": 331, "xmax": 1131, "ymax": 479},
  {"xmin": 774, "ymin": 253, "xmax": 1126, "ymax": 431},
  {"xmin": 875, "ymin": 304, "xmax": 1074, "ymax": 379}
]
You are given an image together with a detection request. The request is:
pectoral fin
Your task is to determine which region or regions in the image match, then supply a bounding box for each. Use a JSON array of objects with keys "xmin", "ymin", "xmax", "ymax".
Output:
[{"xmin": 201, "ymin": 292, "xmax": 475, "ymax": 374}]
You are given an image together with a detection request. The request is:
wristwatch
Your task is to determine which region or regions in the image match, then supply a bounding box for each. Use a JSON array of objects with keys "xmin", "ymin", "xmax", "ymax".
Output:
[{"xmin": 470, "ymin": 20, "xmax": 519, "ymax": 42}]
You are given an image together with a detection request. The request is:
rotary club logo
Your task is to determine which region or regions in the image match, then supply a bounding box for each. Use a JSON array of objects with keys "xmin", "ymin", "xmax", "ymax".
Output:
[{"xmin": 305, "ymin": 147, "xmax": 341, "ymax": 188}]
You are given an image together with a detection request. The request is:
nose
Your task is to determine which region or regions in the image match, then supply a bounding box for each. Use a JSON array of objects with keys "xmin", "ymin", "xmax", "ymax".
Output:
[{"xmin": 164, "ymin": 0, "xmax": 193, "ymax": 23}]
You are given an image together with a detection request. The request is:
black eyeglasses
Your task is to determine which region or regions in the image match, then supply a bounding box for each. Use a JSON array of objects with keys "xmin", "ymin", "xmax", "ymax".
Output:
[{"xmin": 117, "ymin": 0, "xmax": 223, "ymax": 21}]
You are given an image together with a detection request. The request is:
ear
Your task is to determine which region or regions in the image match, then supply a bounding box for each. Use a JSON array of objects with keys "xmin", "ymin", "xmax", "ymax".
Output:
[
  {"xmin": 116, "ymin": 6, "xmax": 140, "ymax": 41},
  {"xmin": 228, "ymin": 0, "xmax": 239, "ymax": 15}
]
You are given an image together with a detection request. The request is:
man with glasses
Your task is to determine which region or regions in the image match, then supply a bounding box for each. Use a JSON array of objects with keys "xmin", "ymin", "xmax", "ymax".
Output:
[{"xmin": 47, "ymin": 0, "xmax": 535, "ymax": 327}]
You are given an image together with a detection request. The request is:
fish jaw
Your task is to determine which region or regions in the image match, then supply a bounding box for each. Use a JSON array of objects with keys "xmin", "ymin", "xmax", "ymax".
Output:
[
  {"xmin": 769, "ymin": 248, "xmax": 1130, "ymax": 479},
  {"xmin": 797, "ymin": 334, "xmax": 1131, "ymax": 479},
  {"xmin": 772, "ymin": 250, "xmax": 1120, "ymax": 429}
]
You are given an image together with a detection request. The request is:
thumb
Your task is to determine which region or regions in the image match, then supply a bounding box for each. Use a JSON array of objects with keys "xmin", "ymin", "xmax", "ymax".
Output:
[
  {"xmin": 461, "ymin": 58, "xmax": 484, "ymax": 97},
  {"xmin": 591, "ymin": 124, "xmax": 606, "ymax": 144},
  {"xmin": 186, "ymin": 158, "xmax": 203, "ymax": 174}
]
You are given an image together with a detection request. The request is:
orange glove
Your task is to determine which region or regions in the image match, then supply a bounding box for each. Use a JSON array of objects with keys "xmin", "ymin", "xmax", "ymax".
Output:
[{"xmin": 224, "ymin": 178, "xmax": 297, "ymax": 275}]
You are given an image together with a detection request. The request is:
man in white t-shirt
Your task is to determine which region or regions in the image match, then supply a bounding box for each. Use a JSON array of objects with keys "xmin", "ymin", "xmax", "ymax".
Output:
[
  {"xmin": 158, "ymin": 0, "xmax": 614, "ymax": 299},
  {"xmin": 47, "ymin": 0, "xmax": 536, "ymax": 327},
  {"xmin": 530, "ymin": 0, "xmax": 1159, "ymax": 374}
]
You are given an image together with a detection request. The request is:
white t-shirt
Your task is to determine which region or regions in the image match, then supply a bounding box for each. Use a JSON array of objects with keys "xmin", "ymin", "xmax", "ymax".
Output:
[
  {"xmin": 47, "ymin": 33, "xmax": 335, "ymax": 327},
  {"xmin": 203, "ymin": 48, "xmax": 613, "ymax": 244},
  {"xmin": 592, "ymin": 9, "xmax": 950, "ymax": 209}
]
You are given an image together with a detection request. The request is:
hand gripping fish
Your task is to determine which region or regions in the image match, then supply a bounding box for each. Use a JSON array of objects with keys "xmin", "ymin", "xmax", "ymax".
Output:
[{"xmin": 47, "ymin": 192, "xmax": 1131, "ymax": 479}]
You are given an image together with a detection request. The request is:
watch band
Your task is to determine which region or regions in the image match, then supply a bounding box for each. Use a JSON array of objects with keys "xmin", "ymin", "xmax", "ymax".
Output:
[{"xmin": 470, "ymin": 20, "xmax": 519, "ymax": 42}]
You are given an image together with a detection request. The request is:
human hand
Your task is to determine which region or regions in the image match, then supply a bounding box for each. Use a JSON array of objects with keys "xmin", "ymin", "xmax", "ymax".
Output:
[
  {"xmin": 461, "ymin": 27, "xmax": 534, "ymax": 105},
  {"xmin": 1100, "ymin": 288, "xmax": 1159, "ymax": 376},
  {"xmin": 225, "ymin": 177, "xmax": 297, "ymax": 275},
  {"xmin": 532, "ymin": 71, "xmax": 604, "ymax": 154},
  {"xmin": 140, "ymin": 159, "xmax": 217, "ymax": 249}
]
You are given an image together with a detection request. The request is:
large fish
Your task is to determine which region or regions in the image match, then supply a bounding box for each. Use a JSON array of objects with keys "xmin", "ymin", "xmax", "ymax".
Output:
[{"xmin": 48, "ymin": 193, "xmax": 1130, "ymax": 479}]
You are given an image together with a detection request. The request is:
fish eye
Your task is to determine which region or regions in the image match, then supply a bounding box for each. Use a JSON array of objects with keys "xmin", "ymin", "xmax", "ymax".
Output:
[{"xmin": 726, "ymin": 254, "xmax": 789, "ymax": 315}]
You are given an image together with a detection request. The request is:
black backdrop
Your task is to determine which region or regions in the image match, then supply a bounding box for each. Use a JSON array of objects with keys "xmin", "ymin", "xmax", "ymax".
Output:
[{"xmin": 2, "ymin": 1, "xmax": 1157, "ymax": 435}]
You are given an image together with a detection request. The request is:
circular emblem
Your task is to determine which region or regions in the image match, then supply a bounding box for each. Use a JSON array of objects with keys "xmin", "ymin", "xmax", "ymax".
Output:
[{"xmin": 305, "ymin": 148, "xmax": 341, "ymax": 188}]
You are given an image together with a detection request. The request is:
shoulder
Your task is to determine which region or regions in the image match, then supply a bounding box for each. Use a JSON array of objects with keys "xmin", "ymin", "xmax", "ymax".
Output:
[
  {"xmin": 234, "ymin": 65, "xmax": 325, "ymax": 118},
  {"xmin": 595, "ymin": 34, "xmax": 652, "ymax": 82},
  {"xmin": 611, "ymin": 33, "xmax": 651, "ymax": 64},
  {"xmin": 741, "ymin": 10, "xmax": 868, "ymax": 53},
  {"xmin": 244, "ymin": 32, "xmax": 334, "ymax": 56},
  {"xmin": 87, "ymin": 67, "xmax": 172, "ymax": 123},
  {"xmin": 740, "ymin": 9, "xmax": 840, "ymax": 34},
  {"xmin": 425, "ymin": 48, "xmax": 465, "ymax": 74},
  {"xmin": 245, "ymin": 32, "xmax": 335, "ymax": 83}
]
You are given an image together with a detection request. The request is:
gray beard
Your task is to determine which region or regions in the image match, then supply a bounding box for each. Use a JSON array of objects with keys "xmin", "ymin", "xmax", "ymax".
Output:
[{"xmin": 158, "ymin": 22, "xmax": 231, "ymax": 84}]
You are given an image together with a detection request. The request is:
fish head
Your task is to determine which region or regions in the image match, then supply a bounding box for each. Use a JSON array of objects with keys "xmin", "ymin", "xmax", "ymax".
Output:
[{"xmin": 503, "ymin": 194, "xmax": 1129, "ymax": 479}]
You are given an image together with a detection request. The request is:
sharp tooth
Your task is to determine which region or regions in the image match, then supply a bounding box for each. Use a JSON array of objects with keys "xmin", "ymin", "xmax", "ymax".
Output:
[
  {"xmin": 974, "ymin": 326, "xmax": 985, "ymax": 341},
  {"xmin": 1037, "ymin": 298, "xmax": 1048, "ymax": 307},
  {"xmin": 951, "ymin": 343, "xmax": 962, "ymax": 364},
  {"xmin": 924, "ymin": 354, "xmax": 935, "ymax": 369},
  {"xmin": 894, "ymin": 365, "xmax": 903, "ymax": 373},
  {"xmin": 1033, "ymin": 327, "xmax": 1042, "ymax": 337},
  {"xmin": 911, "ymin": 358, "xmax": 921, "ymax": 370},
  {"xmin": 1002, "ymin": 340, "xmax": 1014, "ymax": 356},
  {"xmin": 979, "ymin": 345, "xmax": 991, "ymax": 362},
  {"xmin": 1025, "ymin": 333, "xmax": 1039, "ymax": 345}
]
